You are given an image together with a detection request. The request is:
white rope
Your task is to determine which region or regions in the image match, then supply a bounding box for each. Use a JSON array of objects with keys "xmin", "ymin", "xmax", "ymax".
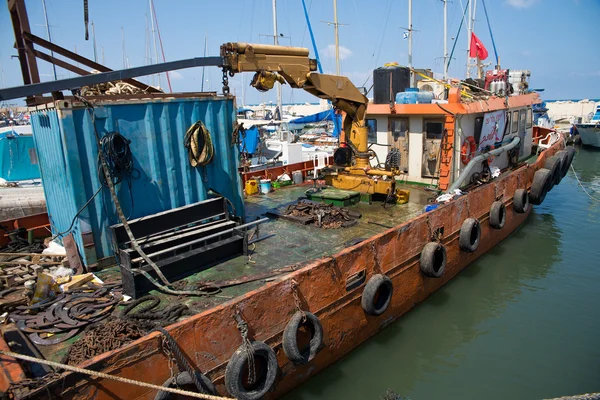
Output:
[
  {"xmin": 570, "ymin": 164, "xmax": 600, "ymax": 203},
  {"xmin": 0, "ymin": 350, "xmax": 234, "ymax": 400}
]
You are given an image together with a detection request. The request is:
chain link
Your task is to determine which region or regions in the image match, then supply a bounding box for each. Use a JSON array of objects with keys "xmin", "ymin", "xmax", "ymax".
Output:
[
  {"xmin": 370, "ymin": 242, "xmax": 382, "ymax": 274},
  {"xmin": 161, "ymin": 335, "xmax": 176, "ymax": 383},
  {"xmin": 290, "ymin": 279, "xmax": 306, "ymax": 322},
  {"xmin": 233, "ymin": 308, "xmax": 255, "ymax": 385},
  {"xmin": 222, "ymin": 68, "xmax": 230, "ymax": 95},
  {"xmin": 466, "ymin": 196, "xmax": 472, "ymax": 218}
]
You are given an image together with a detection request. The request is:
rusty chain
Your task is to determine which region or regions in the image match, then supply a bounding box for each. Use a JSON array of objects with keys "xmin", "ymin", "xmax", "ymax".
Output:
[
  {"xmin": 370, "ymin": 242, "xmax": 382, "ymax": 274},
  {"xmin": 290, "ymin": 279, "xmax": 306, "ymax": 322},
  {"xmin": 466, "ymin": 196, "xmax": 472, "ymax": 218},
  {"xmin": 233, "ymin": 308, "xmax": 255, "ymax": 385},
  {"xmin": 222, "ymin": 69, "xmax": 230, "ymax": 95}
]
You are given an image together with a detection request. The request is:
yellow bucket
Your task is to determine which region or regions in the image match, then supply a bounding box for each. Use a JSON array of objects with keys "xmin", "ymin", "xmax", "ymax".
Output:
[
  {"xmin": 245, "ymin": 179, "xmax": 259, "ymax": 195},
  {"xmin": 395, "ymin": 189, "xmax": 410, "ymax": 204}
]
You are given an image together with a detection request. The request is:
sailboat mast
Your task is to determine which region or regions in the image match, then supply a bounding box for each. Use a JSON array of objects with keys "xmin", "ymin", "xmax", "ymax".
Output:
[
  {"xmin": 149, "ymin": 0, "xmax": 161, "ymax": 89},
  {"xmin": 121, "ymin": 27, "xmax": 127, "ymax": 69},
  {"xmin": 443, "ymin": 0, "xmax": 448, "ymax": 81},
  {"xmin": 41, "ymin": 0, "xmax": 57, "ymax": 80},
  {"xmin": 272, "ymin": 0, "xmax": 282, "ymax": 118},
  {"xmin": 334, "ymin": 0, "xmax": 340, "ymax": 75},
  {"xmin": 466, "ymin": 0, "xmax": 472, "ymax": 78},
  {"xmin": 201, "ymin": 33, "xmax": 207, "ymax": 92},
  {"xmin": 92, "ymin": 21, "xmax": 98, "ymax": 63},
  {"xmin": 408, "ymin": 0, "xmax": 414, "ymax": 87}
]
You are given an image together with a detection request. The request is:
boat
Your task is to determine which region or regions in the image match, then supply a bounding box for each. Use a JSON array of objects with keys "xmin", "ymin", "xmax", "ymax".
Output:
[
  {"xmin": 0, "ymin": 1, "xmax": 573, "ymax": 399},
  {"xmin": 575, "ymin": 103, "xmax": 600, "ymax": 148}
]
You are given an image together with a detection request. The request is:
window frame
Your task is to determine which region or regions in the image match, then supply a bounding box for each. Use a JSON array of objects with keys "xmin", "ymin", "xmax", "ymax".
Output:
[
  {"xmin": 366, "ymin": 118, "xmax": 378, "ymax": 143},
  {"xmin": 388, "ymin": 117, "xmax": 409, "ymax": 141},
  {"xmin": 512, "ymin": 110, "xmax": 519, "ymax": 133},
  {"xmin": 423, "ymin": 119, "xmax": 445, "ymax": 140},
  {"xmin": 526, "ymin": 107, "xmax": 533, "ymax": 128}
]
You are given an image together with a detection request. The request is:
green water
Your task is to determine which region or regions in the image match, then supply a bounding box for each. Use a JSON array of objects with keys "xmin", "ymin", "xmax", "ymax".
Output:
[{"xmin": 286, "ymin": 147, "xmax": 600, "ymax": 400}]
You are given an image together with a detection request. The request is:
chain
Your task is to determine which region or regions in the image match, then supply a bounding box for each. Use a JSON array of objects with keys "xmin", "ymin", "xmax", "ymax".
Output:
[
  {"xmin": 233, "ymin": 308, "xmax": 255, "ymax": 385},
  {"xmin": 426, "ymin": 214, "xmax": 433, "ymax": 241},
  {"xmin": 290, "ymin": 279, "xmax": 306, "ymax": 322},
  {"xmin": 517, "ymin": 172, "xmax": 522, "ymax": 189},
  {"xmin": 370, "ymin": 242, "xmax": 382, "ymax": 274},
  {"xmin": 222, "ymin": 68, "xmax": 230, "ymax": 95},
  {"xmin": 494, "ymin": 183, "xmax": 498, "ymax": 200},
  {"xmin": 466, "ymin": 196, "xmax": 472, "ymax": 218},
  {"xmin": 161, "ymin": 335, "xmax": 176, "ymax": 383}
]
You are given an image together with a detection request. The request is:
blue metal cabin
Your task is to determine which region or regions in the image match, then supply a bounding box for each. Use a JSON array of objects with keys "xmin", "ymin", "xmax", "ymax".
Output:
[
  {"xmin": 0, "ymin": 126, "xmax": 40, "ymax": 182},
  {"xmin": 29, "ymin": 95, "xmax": 243, "ymax": 267}
]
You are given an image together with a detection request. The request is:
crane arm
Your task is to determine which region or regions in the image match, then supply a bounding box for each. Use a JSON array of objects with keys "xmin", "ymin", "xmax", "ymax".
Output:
[{"xmin": 220, "ymin": 42, "xmax": 368, "ymax": 122}]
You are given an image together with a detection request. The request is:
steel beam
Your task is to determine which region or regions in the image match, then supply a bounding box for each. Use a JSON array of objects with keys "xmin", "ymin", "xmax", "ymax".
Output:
[
  {"xmin": 31, "ymin": 49, "xmax": 90, "ymax": 77},
  {"xmin": 0, "ymin": 56, "xmax": 223, "ymax": 101}
]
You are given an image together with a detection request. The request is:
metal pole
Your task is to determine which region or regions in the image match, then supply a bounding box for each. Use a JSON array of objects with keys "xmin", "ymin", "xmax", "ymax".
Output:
[
  {"xmin": 92, "ymin": 21, "xmax": 97, "ymax": 63},
  {"xmin": 466, "ymin": 0, "xmax": 472, "ymax": 78},
  {"xmin": 334, "ymin": 0, "xmax": 340, "ymax": 75},
  {"xmin": 472, "ymin": 0, "xmax": 480, "ymax": 78},
  {"xmin": 201, "ymin": 33, "xmax": 207, "ymax": 92},
  {"xmin": 41, "ymin": 0, "xmax": 57, "ymax": 80},
  {"xmin": 443, "ymin": 0, "xmax": 448, "ymax": 81},
  {"xmin": 408, "ymin": 0, "xmax": 414, "ymax": 87},
  {"xmin": 272, "ymin": 0, "xmax": 282, "ymax": 119},
  {"xmin": 149, "ymin": 0, "xmax": 161, "ymax": 89}
]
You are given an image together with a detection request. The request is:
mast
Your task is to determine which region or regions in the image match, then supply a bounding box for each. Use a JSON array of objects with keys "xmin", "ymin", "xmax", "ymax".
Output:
[
  {"xmin": 408, "ymin": 0, "xmax": 414, "ymax": 87},
  {"xmin": 149, "ymin": 0, "xmax": 161, "ymax": 89},
  {"xmin": 121, "ymin": 27, "xmax": 127, "ymax": 69},
  {"xmin": 92, "ymin": 21, "xmax": 98, "ymax": 63},
  {"xmin": 466, "ymin": 0, "xmax": 472, "ymax": 78},
  {"xmin": 201, "ymin": 33, "xmax": 207, "ymax": 92},
  {"xmin": 41, "ymin": 0, "xmax": 57, "ymax": 80},
  {"xmin": 443, "ymin": 0, "xmax": 448, "ymax": 81},
  {"xmin": 272, "ymin": 0, "xmax": 282, "ymax": 119},
  {"xmin": 334, "ymin": 0, "xmax": 340, "ymax": 75}
]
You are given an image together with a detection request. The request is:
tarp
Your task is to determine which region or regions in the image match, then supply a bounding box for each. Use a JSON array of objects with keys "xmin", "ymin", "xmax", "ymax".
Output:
[
  {"xmin": 478, "ymin": 110, "xmax": 506, "ymax": 151},
  {"xmin": 290, "ymin": 109, "xmax": 342, "ymax": 137},
  {"xmin": 0, "ymin": 134, "xmax": 40, "ymax": 181},
  {"xmin": 239, "ymin": 126, "xmax": 260, "ymax": 154}
]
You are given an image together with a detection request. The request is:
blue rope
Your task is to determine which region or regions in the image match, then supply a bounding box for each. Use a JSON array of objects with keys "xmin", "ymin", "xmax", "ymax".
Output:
[
  {"xmin": 447, "ymin": 0, "xmax": 470, "ymax": 72},
  {"xmin": 481, "ymin": 0, "xmax": 499, "ymax": 65},
  {"xmin": 301, "ymin": 0, "xmax": 322, "ymax": 73}
]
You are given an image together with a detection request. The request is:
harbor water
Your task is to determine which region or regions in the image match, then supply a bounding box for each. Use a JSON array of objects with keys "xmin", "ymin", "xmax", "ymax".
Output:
[{"xmin": 286, "ymin": 147, "xmax": 600, "ymax": 400}]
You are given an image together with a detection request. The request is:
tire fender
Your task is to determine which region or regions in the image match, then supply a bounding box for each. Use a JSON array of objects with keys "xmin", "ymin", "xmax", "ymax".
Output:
[
  {"xmin": 489, "ymin": 201, "xmax": 506, "ymax": 229},
  {"xmin": 154, "ymin": 371, "xmax": 216, "ymax": 400},
  {"xmin": 419, "ymin": 242, "xmax": 447, "ymax": 278},
  {"xmin": 361, "ymin": 274, "xmax": 393, "ymax": 316},
  {"xmin": 555, "ymin": 150, "xmax": 570, "ymax": 179},
  {"xmin": 530, "ymin": 168, "xmax": 552, "ymax": 205},
  {"xmin": 225, "ymin": 341, "xmax": 278, "ymax": 400},
  {"xmin": 544, "ymin": 155, "xmax": 562, "ymax": 190},
  {"xmin": 282, "ymin": 311, "xmax": 324, "ymax": 364},
  {"xmin": 459, "ymin": 218, "xmax": 481, "ymax": 253},
  {"xmin": 513, "ymin": 189, "xmax": 529, "ymax": 214}
]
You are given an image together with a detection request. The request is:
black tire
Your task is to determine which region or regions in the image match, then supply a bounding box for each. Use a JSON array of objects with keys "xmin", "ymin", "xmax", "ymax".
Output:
[
  {"xmin": 565, "ymin": 147, "xmax": 576, "ymax": 172},
  {"xmin": 530, "ymin": 168, "xmax": 552, "ymax": 205},
  {"xmin": 155, "ymin": 371, "xmax": 217, "ymax": 400},
  {"xmin": 555, "ymin": 150, "xmax": 570, "ymax": 179},
  {"xmin": 489, "ymin": 201, "xmax": 506, "ymax": 229},
  {"xmin": 282, "ymin": 311, "xmax": 323, "ymax": 364},
  {"xmin": 544, "ymin": 155, "xmax": 562, "ymax": 190},
  {"xmin": 361, "ymin": 274, "xmax": 393, "ymax": 316},
  {"xmin": 225, "ymin": 341, "xmax": 278, "ymax": 400},
  {"xmin": 459, "ymin": 218, "xmax": 480, "ymax": 253},
  {"xmin": 419, "ymin": 242, "xmax": 447, "ymax": 278},
  {"xmin": 513, "ymin": 189, "xmax": 529, "ymax": 214}
]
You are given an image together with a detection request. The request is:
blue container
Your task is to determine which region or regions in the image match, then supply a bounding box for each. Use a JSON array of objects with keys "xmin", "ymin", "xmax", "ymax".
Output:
[
  {"xmin": 259, "ymin": 179, "xmax": 271, "ymax": 194},
  {"xmin": 30, "ymin": 96, "xmax": 243, "ymax": 267},
  {"xmin": 0, "ymin": 129, "xmax": 40, "ymax": 181},
  {"xmin": 395, "ymin": 88, "xmax": 434, "ymax": 104}
]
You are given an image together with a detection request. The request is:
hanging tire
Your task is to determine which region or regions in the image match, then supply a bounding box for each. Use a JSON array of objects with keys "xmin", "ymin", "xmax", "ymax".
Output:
[
  {"xmin": 225, "ymin": 341, "xmax": 278, "ymax": 400},
  {"xmin": 361, "ymin": 274, "xmax": 393, "ymax": 316},
  {"xmin": 555, "ymin": 150, "xmax": 570, "ymax": 179},
  {"xmin": 513, "ymin": 189, "xmax": 529, "ymax": 214},
  {"xmin": 565, "ymin": 147, "xmax": 576, "ymax": 172},
  {"xmin": 544, "ymin": 155, "xmax": 562, "ymax": 190},
  {"xmin": 530, "ymin": 168, "xmax": 552, "ymax": 205},
  {"xmin": 489, "ymin": 201, "xmax": 506, "ymax": 229},
  {"xmin": 419, "ymin": 242, "xmax": 447, "ymax": 278},
  {"xmin": 282, "ymin": 311, "xmax": 323, "ymax": 364},
  {"xmin": 459, "ymin": 218, "xmax": 480, "ymax": 253},
  {"xmin": 155, "ymin": 371, "xmax": 217, "ymax": 400}
]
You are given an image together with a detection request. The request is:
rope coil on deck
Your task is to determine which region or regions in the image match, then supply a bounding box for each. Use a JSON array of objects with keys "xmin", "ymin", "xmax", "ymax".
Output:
[{"xmin": 0, "ymin": 349, "xmax": 233, "ymax": 400}]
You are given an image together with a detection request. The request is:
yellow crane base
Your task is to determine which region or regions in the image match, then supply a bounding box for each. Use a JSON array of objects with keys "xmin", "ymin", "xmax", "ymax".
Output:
[{"xmin": 329, "ymin": 174, "xmax": 395, "ymax": 196}]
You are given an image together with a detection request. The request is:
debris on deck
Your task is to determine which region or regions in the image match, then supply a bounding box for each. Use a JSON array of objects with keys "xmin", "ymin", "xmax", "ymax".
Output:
[{"xmin": 269, "ymin": 200, "xmax": 362, "ymax": 229}]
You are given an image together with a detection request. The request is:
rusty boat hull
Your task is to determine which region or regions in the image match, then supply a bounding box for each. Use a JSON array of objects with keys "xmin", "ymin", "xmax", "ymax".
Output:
[{"xmin": 0, "ymin": 133, "xmax": 565, "ymax": 400}]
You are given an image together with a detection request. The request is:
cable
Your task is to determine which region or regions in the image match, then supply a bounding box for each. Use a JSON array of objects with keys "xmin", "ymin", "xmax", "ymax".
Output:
[
  {"xmin": 51, "ymin": 185, "xmax": 102, "ymax": 240},
  {"xmin": 481, "ymin": 0, "xmax": 499, "ymax": 66},
  {"xmin": 571, "ymin": 164, "xmax": 600, "ymax": 203},
  {"xmin": 97, "ymin": 132, "xmax": 134, "ymax": 187}
]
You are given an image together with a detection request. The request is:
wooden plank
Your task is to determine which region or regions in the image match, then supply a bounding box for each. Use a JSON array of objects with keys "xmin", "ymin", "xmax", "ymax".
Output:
[{"xmin": 63, "ymin": 233, "xmax": 83, "ymax": 274}]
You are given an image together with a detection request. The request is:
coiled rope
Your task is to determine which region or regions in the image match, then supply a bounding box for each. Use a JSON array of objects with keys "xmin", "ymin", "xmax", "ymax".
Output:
[
  {"xmin": 0, "ymin": 349, "xmax": 232, "ymax": 400},
  {"xmin": 185, "ymin": 121, "xmax": 214, "ymax": 167}
]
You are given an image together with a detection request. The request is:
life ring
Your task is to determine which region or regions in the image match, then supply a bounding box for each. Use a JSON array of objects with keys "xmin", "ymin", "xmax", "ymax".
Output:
[
  {"xmin": 419, "ymin": 242, "xmax": 447, "ymax": 278},
  {"xmin": 459, "ymin": 218, "xmax": 481, "ymax": 253},
  {"xmin": 282, "ymin": 311, "xmax": 324, "ymax": 364},
  {"xmin": 225, "ymin": 341, "xmax": 278, "ymax": 400},
  {"xmin": 461, "ymin": 136, "xmax": 477, "ymax": 164},
  {"xmin": 361, "ymin": 274, "xmax": 393, "ymax": 316}
]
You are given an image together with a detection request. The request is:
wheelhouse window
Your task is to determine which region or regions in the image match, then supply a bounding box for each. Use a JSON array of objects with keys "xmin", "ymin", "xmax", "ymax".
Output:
[
  {"xmin": 366, "ymin": 119, "xmax": 378, "ymax": 143},
  {"xmin": 519, "ymin": 109, "xmax": 526, "ymax": 131},
  {"xmin": 389, "ymin": 118, "xmax": 409, "ymax": 140},
  {"xmin": 512, "ymin": 110, "xmax": 519, "ymax": 133},
  {"xmin": 526, "ymin": 108, "xmax": 533, "ymax": 128},
  {"xmin": 424, "ymin": 120, "xmax": 444, "ymax": 140}
]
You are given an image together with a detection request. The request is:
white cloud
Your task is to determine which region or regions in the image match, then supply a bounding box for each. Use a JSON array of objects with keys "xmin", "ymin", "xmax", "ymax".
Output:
[
  {"xmin": 506, "ymin": 0, "xmax": 540, "ymax": 8},
  {"xmin": 519, "ymin": 50, "xmax": 531, "ymax": 57},
  {"xmin": 321, "ymin": 44, "xmax": 353, "ymax": 60}
]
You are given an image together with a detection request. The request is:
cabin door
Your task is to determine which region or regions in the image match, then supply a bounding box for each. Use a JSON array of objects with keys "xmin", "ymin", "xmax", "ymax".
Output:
[
  {"xmin": 388, "ymin": 118, "xmax": 409, "ymax": 173},
  {"xmin": 421, "ymin": 119, "xmax": 445, "ymax": 178}
]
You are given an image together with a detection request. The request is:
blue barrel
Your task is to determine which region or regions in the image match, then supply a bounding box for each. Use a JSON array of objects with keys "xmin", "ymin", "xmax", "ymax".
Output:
[{"xmin": 395, "ymin": 88, "xmax": 434, "ymax": 104}]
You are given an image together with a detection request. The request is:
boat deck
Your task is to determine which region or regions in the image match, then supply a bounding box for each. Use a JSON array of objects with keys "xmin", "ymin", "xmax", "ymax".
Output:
[{"xmin": 30, "ymin": 182, "xmax": 433, "ymax": 363}]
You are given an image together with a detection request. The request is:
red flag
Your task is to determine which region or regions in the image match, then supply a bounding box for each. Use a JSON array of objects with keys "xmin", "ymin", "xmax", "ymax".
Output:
[{"xmin": 470, "ymin": 32, "xmax": 489, "ymax": 60}]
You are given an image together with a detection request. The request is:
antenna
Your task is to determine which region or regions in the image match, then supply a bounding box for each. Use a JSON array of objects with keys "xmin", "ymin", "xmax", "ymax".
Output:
[{"xmin": 321, "ymin": 0, "xmax": 348, "ymax": 76}]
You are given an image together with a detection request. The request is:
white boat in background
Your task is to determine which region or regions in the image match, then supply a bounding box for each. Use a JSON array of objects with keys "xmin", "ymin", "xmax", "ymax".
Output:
[{"xmin": 575, "ymin": 104, "xmax": 600, "ymax": 148}]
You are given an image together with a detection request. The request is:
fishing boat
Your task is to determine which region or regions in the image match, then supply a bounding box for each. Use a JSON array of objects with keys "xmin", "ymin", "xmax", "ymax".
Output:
[
  {"xmin": 0, "ymin": 1, "xmax": 573, "ymax": 400},
  {"xmin": 575, "ymin": 104, "xmax": 600, "ymax": 148}
]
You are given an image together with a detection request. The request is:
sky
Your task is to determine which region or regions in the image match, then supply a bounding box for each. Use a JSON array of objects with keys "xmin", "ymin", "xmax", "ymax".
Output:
[{"xmin": 1, "ymin": 0, "xmax": 599, "ymax": 106}]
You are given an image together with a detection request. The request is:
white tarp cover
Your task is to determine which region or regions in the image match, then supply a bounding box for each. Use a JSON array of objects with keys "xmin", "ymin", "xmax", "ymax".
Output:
[{"xmin": 478, "ymin": 111, "xmax": 506, "ymax": 151}]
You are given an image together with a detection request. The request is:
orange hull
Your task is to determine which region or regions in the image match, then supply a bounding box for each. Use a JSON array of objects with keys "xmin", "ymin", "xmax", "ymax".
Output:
[{"xmin": 0, "ymin": 137, "xmax": 564, "ymax": 400}]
